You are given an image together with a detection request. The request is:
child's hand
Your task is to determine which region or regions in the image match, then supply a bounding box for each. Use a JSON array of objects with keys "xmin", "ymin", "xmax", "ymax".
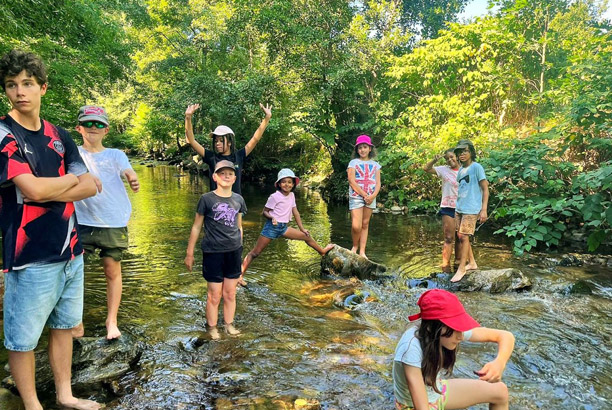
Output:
[
  {"xmin": 272, "ymin": 218, "xmax": 278, "ymax": 225},
  {"xmin": 476, "ymin": 359, "xmax": 505, "ymax": 383},
  {"xmin": 184, "ymin": 254, "xmax": 194, "ymax": 272},
  {"xmin": 260, "ymin": 103, "xmax": 272, "ymax": 119},
  {"xmin": 92, "ymin": 175, "xmax": 103, "ymax": 193},
  {"xmin": 185, "ymin": 104, "xmax": 200, "ymax": 117},
  {"xmin": 301, "ymin": 228, "xmax": 310, "ymax": 237},
  {"xmin": 478, "ymin": 209, "xmax": 488, "ymax": 223},
  {"xmin": 127, "ymin": 176, "xmax": 140, "ymax": 193},
  {"xmin": 364, "ymin": 195, "xmax": 373, "ymax": 205}
]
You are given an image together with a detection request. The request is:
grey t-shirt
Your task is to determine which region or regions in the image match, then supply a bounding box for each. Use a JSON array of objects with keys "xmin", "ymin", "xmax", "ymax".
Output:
[{"xmin": 197, "ymin": 191, "xmax": 247, "ymax": 253}]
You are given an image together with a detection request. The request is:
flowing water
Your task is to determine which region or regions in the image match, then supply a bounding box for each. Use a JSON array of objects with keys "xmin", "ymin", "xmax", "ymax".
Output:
[{"xmin": 1, "ymin": 164, "xmax": 611, "ymax": 409}]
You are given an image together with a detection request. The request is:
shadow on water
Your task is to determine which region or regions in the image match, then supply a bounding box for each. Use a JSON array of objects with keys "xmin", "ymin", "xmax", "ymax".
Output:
[{"xmin": 1, "ymin": 164, "xmax": 611, "ymax": 409}]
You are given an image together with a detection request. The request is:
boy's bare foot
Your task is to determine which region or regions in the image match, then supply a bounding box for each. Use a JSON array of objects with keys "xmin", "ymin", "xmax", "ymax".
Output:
[
  {"xmin": 71, "ymin": 323, "xmax": 84, "ymax": 338},
  {"xmin": 440, "ymin": 264, "xmax": 452, "ymax": 273},
  {"xmin": 320, "ymin": 244, "xmax": 335, "ymax": 255},
  {"xmin": 350, "ymin": 246, "xmax": 357, "ymax": 253},
  {"xmin": 208, "ymin": 326, "xmax": 220, "ymax": 340},
  {"xmin": 57, "ymin": 397, "xmax": 102, "ymax": 410},
  {"xmin": 450, "ymin": 268, "xmax": 467, "ymax": 282},
  {"xmin": 466, "ymin": 262, "xmax": 478, "ymax": 271},
  {"xmin": 224, "ymin": 322, "xmax": 241, "ymax": 335},
  {"xmin": 359, "ymin": 253, "xmax": 368, "ymax": 260},
  {"xmin": 106, "ymin": 322, "xmax": 121, "ymax": 340}
]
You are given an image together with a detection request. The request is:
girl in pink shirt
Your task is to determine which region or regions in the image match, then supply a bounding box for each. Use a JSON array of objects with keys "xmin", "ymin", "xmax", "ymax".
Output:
[{"xmin": 240, "ymin": 169, "xmax": 334, "ymax": 285}]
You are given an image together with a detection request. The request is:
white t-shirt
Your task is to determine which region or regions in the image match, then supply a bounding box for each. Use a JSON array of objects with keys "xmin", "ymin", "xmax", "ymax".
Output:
[
  {"xmin": 75, "ymin": 147, "xmax": 133, "ymax": 228},
  {"xmin": 393, "ymin": 326, "xmax": 473, "ymax": 406},
  {"xmin": 347, "ymin": 158, "xmax": 381, "ymax": 198},
  {"xmin": 265, "ymin": 191, "xmax": 296, "ymax": 223},
  {"xmin": 434, "ymin": 166, "xmax": 459, "ymax": 208}
]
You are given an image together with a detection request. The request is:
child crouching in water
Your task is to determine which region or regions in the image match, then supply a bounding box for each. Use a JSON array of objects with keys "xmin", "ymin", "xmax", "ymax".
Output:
[
  {"xmin": 240, "ymin": 169, "xmax": 334, "ymax": 284},
  {"xmin": 185, "ymin": 160, "xmax": 247, "ymax": 339},
  {"xmin": 393, "ymin": 289, "xmax": 514, "ymax": 410}
]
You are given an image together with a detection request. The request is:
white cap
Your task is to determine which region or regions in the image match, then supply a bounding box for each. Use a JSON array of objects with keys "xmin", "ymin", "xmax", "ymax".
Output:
[{"xmin": 212, "ymin": 125, "xmax": 234, "ymax": 136}]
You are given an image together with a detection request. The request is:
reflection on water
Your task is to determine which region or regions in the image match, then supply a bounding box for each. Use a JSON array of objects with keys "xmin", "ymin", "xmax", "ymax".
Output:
[{"xmin": 1, "ymin": 164, "xmax": 611, "ymax": 409}]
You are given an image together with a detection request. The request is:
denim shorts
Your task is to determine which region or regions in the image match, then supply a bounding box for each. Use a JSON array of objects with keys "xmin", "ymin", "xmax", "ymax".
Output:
[
  {"xmin": 349, "ymin": 195, "xmax": 376, "ymax": 211},
  {"xmin": 260, "ymin": 220, "xmax": 289, "ymax": 239},
  {"xmin": 3, "ymin": 254, "xmax": 84, "ymax": 351}
]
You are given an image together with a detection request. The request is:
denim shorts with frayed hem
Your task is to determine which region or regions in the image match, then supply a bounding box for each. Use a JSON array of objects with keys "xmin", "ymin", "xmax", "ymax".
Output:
[
  {"xmin": 260, "ymin": 220, "xmax": 289, "ymax": 239},
  {"xmin": 349, "ymin": 195, "xmax": 376, "ymax": 211},
  {"xmin": 3, "ymin": 254, "xmax": 84, "ymax": 351}
]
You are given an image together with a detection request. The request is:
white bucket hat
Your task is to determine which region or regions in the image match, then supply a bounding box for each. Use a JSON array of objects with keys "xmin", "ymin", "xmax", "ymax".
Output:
[
  {"xmin": 212, "ymin": 125, "xmax": 234, "ymax": 136},
  {"xmin": 275, "ymin": 168, "xmax": 300, "ymax": 186}
]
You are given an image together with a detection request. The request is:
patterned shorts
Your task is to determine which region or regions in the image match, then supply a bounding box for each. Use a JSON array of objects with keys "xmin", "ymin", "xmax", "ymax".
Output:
[
  {"xmin": 395, "ymin": 379, "xmax": 448, "ymax": 410},
  {"xmin": 455, "ymin": 212, "xmax": 478, "ymax": 235}
]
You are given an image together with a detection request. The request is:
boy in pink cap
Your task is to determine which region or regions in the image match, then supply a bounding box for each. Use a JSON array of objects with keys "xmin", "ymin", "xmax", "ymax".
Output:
[
  {"xmin": 347, "ymin": 134, "xmax": 381, "ymax": 259},
  {"xmin": 393, "ymin": 289, "xmax": 515, "ymax": 410}
]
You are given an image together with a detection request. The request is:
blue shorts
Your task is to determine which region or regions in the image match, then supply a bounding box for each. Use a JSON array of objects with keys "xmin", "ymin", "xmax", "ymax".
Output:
[
  {"xmin": 260, "ymin": 220, "xmax": 289, "ymax": 239},
  {"xmin": 202, "ymin": 247, "xmax": 243, "ymax": 283},
  {"xmin": 437, "ymin": 207, "xmax": 456, "ymax": 218},
  {"xmin": 3, "ymin": 254, "xmax": 84, "ymax": 351},
  {"xmin": 349, "ymin": 195, "xmax": 376, "ymax": 211}
]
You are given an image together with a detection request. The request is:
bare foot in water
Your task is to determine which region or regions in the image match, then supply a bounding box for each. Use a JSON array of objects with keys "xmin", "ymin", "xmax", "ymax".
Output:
[
  {"xmin": 321, "ymin": 244, "xmax": 335, "ymax": 255},
  {"xmin": 71, "ymin": 323, "xmax": 84, "ymax": 338},
  {"xmin": 465, "ymin": 263, "xmax": 478, "ymax": 271},
  {"xmin": 208, "ymin": 326, "xmax": 220, "ymax": 340},
  {"xmin": 224, "ymin": 323, "xmax": 241, "ymax": 335},
  {"xmin": 57, "ymin": 397, "xmax": 102, "ymax": 410},
  {"xmin": 450, "ymin": 268, "xmax": 467, "ymax": 282},
  {"xmin": 106, "ymin": 322, "xmax": 121, "ymax": 340},
  {"xmin": 440, "ymin": 264, "xmax": 452, "ymax": 273}
]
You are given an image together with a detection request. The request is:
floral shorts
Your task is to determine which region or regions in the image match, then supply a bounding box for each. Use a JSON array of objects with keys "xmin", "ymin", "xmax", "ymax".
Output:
[{"xmin": 395, "ymin": 379, "xmax": 448, "ymax": 410}]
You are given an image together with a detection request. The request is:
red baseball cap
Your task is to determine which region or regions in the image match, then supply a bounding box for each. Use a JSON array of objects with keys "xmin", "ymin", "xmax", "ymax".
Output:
[{"xmin": 408, "ymin": 289, "xmax": 480, "ymax": 332}]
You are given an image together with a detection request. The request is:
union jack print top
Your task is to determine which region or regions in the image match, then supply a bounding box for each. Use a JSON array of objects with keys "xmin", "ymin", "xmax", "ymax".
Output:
[
  {"xmin": 347, "ymin": 158, "xmax": 381, "ymax": 198},
  {"xmin": 0, "ymin": 115, "xmax": 88, "ymax": 271}
]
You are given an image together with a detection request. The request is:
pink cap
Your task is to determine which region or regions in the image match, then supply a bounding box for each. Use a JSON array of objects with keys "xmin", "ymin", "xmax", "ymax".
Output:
[{"xmin": 355, "ymin": 135, "xmax": 373, "ymax": 147}]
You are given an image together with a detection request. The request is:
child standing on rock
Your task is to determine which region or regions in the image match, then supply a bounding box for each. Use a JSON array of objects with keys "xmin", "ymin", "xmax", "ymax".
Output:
[
  {"xmin": 185, "ymin": 160, "xmax": 247, "ymax": 339},
  {"xmin": 240, "ymin": 168, "xmax": 334, "ymax": 285},
  {"xmin": 73, "ymin": 105, "xmax": 140, "ymax": 340},
  {"xmin": 347, "ymin": 135, "xmax": 381, "ymax": 259},
  {"xmin": 451, "ymin": 139, "xmax": 488, "ymax": 282}
]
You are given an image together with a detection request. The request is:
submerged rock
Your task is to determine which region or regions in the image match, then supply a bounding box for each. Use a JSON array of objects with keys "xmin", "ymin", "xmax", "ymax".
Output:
[
  {"xmin": 2, "ymin": 335, "xmax": 143, "ymax": 393},
  {"xmin": 408, "ymin": 268, "xmax": 532, "ymax": 293},
  {"xmin": 321, "ymin": 245, "xmax": 387, "ymax": 279}
]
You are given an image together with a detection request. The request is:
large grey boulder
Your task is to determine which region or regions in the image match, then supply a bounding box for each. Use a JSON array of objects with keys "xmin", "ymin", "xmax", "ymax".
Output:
[
  {"xmin": 409, "ymin": 268, "xmax": 532, "ymax": 293},
  {"xmin": 321, "ymin": 245, "xmax": 387, "ymax": 279},
  {"xmin": 3, "ymin": 335, "xmax": 143, "ymax": 393}
]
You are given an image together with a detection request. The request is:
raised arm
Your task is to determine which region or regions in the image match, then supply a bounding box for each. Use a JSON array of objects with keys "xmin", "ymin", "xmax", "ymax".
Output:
[
  {"xmin": 244, "ymin": 103, "xmax": 272, "ymax": 156},
  {"xmin": 470, "ymin": 327, "xmax": 515, "ymax": 382},
  {"xmin": 185, "ymin": 104, "xmax": 205, "ymax": 157},
  {"xmin": 185, "ymin": 212, "xmax": 204, "ymax": 272},
  {"xmin": 423, "ymin": 154, "xmax": 443, "ymax": 175}
]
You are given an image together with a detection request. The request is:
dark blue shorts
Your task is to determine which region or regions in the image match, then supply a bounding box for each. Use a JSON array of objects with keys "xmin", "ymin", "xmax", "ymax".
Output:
[
  {"xmin": 202, "ymin": 247, "xmax": 243, "ymax": 283},
  {"xmin": 260, "ymin": 220, "xmax": 289, "ymax": 239},
  {"xmin": 437, "ymin": 207, "xmax": 456, "ymax": 218}
]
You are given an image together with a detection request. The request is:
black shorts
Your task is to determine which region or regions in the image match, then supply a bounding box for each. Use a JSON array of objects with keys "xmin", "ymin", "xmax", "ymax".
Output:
[
  {"xmin": 437, "ymin": 207, "xmax": 456, "ymax": 218},
  {"xmin": 202, "ymin": 247, "xmax": 243, "ymax": 283}
]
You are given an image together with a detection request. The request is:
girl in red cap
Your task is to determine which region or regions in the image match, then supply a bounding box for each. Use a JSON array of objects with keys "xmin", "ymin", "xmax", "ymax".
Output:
[
  {"xmin": 347, "ymin": 134, "xmax": 381, "ymax": 259},
  {"xmin": 393, "ymin": 289, "xmax": 515, "ymax": 410}
]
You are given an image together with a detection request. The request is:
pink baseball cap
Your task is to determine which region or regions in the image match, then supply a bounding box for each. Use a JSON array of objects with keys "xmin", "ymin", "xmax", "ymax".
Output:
[
  {"xmin": 355, "ymin": 135, "xmax": 373, "ymax": 147},
  {"xmin": 408, "ymin": 289, "xmax": 480, "ymax": 332}
]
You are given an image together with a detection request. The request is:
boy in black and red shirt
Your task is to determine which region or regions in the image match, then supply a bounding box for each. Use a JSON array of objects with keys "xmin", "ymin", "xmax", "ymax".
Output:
[{"xmin": 0, "ymin": 50, "xmax": 101, "ymax": 410}]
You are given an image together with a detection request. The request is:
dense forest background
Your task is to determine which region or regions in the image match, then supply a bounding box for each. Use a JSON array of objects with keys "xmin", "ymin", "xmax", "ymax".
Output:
[{"xmin": 0, "ymin": 0, "xmax": 610, "ymax": 254}]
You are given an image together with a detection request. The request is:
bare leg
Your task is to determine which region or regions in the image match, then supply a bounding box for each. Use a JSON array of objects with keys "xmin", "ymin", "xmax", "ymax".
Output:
[
  {"xmin": 444, "ymin": 379, "xmax": 508, "ymax": 410},
  {"xmin": 102, "ymin": 256, "xmax": 122, "ymax": 340},
  {"xmin": 8, "ymin": 351, "xmax": 43, "ymax": 410},
  {"xmin": 350, "ymin": 207, "xmax": 364, "ymax": 253},
  {"xmin": 241, "ymin": 236, "xmax": 273, "ymax": 276},
  {"xmin": 451, "ymin": 233, "xmax": 471, "ymax": 282},
  {"xmin": 283, "ymin": 227, "xmax": 334, "ymax": 255},
  {"xmin": 466, "ymin": 244, "xmax": 478, "ymax": 270},
  {"xmin": 50, "ymin": 329, "xmax": 101, "ymax": 409},
  {"xmin": 441, "ymin": 214, "xmax": 455, "ymax": 271},
  {"xmin": 222, "ymin": 277, "xmax": 240, "ymax": 334},
  {"xmin": 205, "ymin": 282, "xmax": 223, "ymax": 329},
  {"xmin": 359, "ymin": 207, "xmax": 373, "ymax": 258}
]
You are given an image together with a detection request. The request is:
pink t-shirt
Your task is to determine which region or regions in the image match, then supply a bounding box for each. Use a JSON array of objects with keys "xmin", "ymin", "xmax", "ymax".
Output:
[
  {"xmin": 434, "ymin": 166, "xmax": 459, "ymax": 208},
  {"xmin": 265, "ymin": 191, "xmax": 296, "ymax": 223}
]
